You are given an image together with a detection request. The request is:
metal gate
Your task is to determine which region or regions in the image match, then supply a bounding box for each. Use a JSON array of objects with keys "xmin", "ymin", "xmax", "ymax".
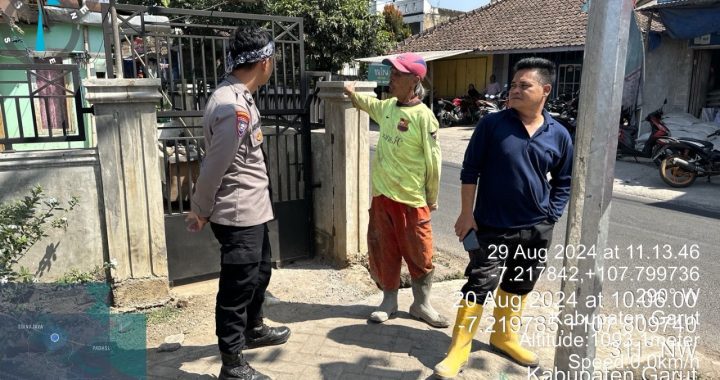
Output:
[
  {"xmin": 0, "ymin": 64, "xmax": 91, "ymax": 151},
  {"xmin": 104, "ymin": 5, "xmax": 315, "ymax": 283}
]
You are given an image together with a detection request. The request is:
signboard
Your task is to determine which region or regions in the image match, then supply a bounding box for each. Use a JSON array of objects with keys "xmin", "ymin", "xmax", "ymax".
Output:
[
  {"xmin": 367, "ymin": 63, "xmax": 390, "ymax": 86},
  {"xmin": 690, "ymin": 33, "xmax": 720, "ymax": 47}
]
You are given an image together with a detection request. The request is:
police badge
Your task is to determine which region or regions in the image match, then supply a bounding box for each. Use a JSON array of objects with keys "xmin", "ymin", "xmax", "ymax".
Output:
[
  {"xmin": 236, "ymin": 111, "xmax": 250, "ymax": 138},
  {"xmin": 243, "ymin": 91, "xmax": 255, "ymax": 106}
]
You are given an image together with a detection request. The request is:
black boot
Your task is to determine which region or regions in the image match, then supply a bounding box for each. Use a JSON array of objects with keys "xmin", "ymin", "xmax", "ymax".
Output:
[
  {"xmin": 244, "ymin": 323, "xmax": 291, "ymax": 349},
  {"xmin": 219, "ymin": 352, "xmax": 271, "ymax": 380}
]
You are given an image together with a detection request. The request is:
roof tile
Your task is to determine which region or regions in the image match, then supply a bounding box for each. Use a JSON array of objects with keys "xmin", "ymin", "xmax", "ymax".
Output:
[{"xmin": 393, "ymin": 0, "xmax": 588, "ymax": 53}]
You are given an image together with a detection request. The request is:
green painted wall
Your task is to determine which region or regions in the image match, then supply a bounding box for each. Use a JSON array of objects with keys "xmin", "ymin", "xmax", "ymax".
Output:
[
  {"xmin": 2, "ymin": 22, "xmax": 105, "ymax": 55},
  {"xmin": 0, "ymin": 23, "xmax": 104, "ymax": 151}
]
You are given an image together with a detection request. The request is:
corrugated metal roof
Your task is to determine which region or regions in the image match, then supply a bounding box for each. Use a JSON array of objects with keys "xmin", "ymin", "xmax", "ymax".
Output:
[
  {"xmin": 355, "ymin": 50, "xmax": 474, "ymax": 63},
  {"xmin": 637, "ymin": 0, "xmax": 720, "ymax": 10}
]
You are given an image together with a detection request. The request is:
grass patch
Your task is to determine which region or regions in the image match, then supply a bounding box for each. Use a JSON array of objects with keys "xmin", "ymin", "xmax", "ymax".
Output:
[{"xmin": 146, "ymin": 305, "xmax": 181, "ymax": 325}]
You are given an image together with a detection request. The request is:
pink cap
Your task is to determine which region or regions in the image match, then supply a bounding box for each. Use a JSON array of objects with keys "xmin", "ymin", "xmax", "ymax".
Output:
[{"xmin": 383, "ymin": 53, "xmax": 427, "ymax": 80}]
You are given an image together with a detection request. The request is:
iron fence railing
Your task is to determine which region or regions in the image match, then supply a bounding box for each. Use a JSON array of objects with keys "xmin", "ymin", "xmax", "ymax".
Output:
[
  {"xmin": 158, "ymin": 128, "xmax": 203, "ymax": 215},
  {"xmin": 158, "ymin": 122, "xmax": 308, "ymax": 215},
  {"xmin": 0, "ymin": 64, "xmax": 90, "ymax": 150}
]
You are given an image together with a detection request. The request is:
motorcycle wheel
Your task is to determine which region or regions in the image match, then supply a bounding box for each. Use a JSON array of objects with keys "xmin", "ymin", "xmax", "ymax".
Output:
[
  {"xmin": 437, "ymin": 113, "xmax": 451, "ymax": 128},
  {"xmin": 659, "ymin": 154, "xmax": 697, "ymax": 188}
]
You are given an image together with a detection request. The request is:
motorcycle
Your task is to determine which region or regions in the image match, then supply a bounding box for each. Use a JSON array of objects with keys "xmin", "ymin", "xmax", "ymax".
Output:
[
  {"xmin": 436, "ymin": 87, "xmax": 509, "ymax": 127},
  {"xmin": 435, "ymin": 97, "xmax": 481, "ymax": 127},
  {"xmin": 436, "ymin": 98, "xmax": 459, "ymax": 128},
  {"xmin": 476, "ymin": 92, "xmax": 507, "ymax": 118},
  {"xmin": 616, "ymin": 100, "xmax": 671, "ymax": 165},
  {"xmin": 654, "ymin": 130, "xmax": 720, "ymax": 188},
  {"xmin": 546, "ymin": 92, "xmax": 578, "ymax": 140}
]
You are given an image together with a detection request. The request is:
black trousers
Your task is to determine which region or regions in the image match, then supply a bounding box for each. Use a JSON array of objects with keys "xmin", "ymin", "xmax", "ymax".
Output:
[
  {"xmin": 461, "ymin": 221, "xmax": 554, "ymax": 302},
  {"xmin": 211, "ymin": 222, "xmax": 272, "ymax": 355}
]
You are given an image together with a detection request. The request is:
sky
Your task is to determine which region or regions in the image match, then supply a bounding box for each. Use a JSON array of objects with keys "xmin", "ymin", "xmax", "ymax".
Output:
[{"xmin": 430, "ymin": 0, "xmax": 491, "ymax": 12}]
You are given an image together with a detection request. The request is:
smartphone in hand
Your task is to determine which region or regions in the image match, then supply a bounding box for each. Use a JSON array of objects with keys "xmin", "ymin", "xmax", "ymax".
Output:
[{"xmin": 463, "ymin": 230, "xmax": 481, "ymax": 251}]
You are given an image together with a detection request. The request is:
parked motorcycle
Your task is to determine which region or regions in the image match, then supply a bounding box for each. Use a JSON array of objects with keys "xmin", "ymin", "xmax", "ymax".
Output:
[
  {"xmin": 435, "ymin": 97, "xmax": 480, "ymax": 127},
  {"xmin": 655, "ymin": 130, "xmax": 720, "ymax": 188},
  {"xmin": 477, "ymin": 92, "xmax": 507, "ymax": 118},
  {"xmin": 616, "ymin": 100, "xmax": 671, "ymax": 165},
  {"xmin": 436, "ymin": 98, "xmax": 457, "ymax": 128},
  {"xmin": 436, "ymin": 87, "xmax": 509, "ymax": 127},
  {"xmin": 546, "ymin": 92, "xmax": 578, "ymax": 140}
]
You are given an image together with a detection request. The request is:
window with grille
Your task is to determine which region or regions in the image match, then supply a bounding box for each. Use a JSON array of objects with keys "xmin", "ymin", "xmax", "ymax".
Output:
[{"xmin": 557, "ymin": 64, "xmax": 582, "ymax": 98}]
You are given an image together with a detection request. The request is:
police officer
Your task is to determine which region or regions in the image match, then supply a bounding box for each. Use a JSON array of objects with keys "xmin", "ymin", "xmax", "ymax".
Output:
[{"xmin": 186, "ymin": 26, "xmax": 290, "ymax": 380}]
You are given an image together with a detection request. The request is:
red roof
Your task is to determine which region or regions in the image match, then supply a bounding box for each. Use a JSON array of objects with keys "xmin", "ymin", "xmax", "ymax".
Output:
[{"xmin": 393, "ymin": 0, "xmax": 588, "ymax": 53}]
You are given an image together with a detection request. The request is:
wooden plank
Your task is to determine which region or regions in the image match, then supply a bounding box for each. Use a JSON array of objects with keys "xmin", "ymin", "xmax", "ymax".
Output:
[{"xmin": 455, "ymin": 60, "xmax": 467, "ymax": 97}]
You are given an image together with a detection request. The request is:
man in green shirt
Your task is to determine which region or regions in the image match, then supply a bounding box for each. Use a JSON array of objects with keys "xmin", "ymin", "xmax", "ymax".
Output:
[{"xmin": 343, "ymin": 52, "xmax": 448, "ymax": 328}]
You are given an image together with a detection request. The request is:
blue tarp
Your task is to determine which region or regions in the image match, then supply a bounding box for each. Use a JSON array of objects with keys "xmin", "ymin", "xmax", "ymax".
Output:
[
  {"xmin": 625, "ymin": 13, "xmax": 644, "ymax": 77},
  {"xmin": 622, "ymin": 12, "xmax": 645, "ymax": 113},
  {"xmin": 648, "ymin": 32, "xmax": 663, "ymax": 51},
  {"xmin": 658, "ymin": 7, "xmax": 720, "ymax": 39}
]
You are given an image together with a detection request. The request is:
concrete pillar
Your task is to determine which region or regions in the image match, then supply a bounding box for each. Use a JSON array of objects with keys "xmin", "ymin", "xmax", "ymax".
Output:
[
  {"xmin": 555, "ymin": 0, "xmax": 633, "ymax": 374},
  {"xmin": 83, "ymin": 78, "xmax": 170, "ymax": 308},
  {"xmin": 316, "ymin": 81, "xmax": 376, "ymax": 266}
]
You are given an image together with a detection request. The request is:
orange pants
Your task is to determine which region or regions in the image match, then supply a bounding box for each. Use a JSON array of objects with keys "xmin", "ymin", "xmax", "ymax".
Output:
[{"xmin": 367, "ymin": 195, "xmax": 434, "ymax": 290}]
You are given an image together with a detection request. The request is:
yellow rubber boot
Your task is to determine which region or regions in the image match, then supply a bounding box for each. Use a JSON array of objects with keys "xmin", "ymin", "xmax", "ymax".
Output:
[
  {"xmin": 489, "ymin": 288, "xmax": 539, "ymax": 367},
  {"xmin": 433, "ymin": 301, "xmax": 484, "ymax": 379}
]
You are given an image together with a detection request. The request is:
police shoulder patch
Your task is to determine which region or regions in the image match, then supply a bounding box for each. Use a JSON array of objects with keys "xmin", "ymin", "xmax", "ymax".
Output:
[{"xmin": 236, "ymin": 110, "xmax": 251, "ymax": 138}]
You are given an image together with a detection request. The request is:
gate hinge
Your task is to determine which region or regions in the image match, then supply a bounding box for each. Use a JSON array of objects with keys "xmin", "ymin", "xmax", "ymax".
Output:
[{"xmin": 331, "ymin": 133, "xmax": 334, "ymax": 144}]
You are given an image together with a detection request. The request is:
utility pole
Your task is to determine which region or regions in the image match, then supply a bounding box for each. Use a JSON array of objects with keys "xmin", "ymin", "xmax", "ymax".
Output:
[
  {"xmin": 110, "ymin": 0, "xmax": 123, "ymax": 78},
  {"xmin": 553, "ymin": 0, "xmax": 633, "ymax": 376}
]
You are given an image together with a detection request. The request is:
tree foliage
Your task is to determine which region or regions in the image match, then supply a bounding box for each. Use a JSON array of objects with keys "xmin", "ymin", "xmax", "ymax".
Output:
[
  {"xmin": 266, "ymin": 0, "xmax": 391, "ymax": 72},
  {"xmin": 163, "ymin": 0, "xmax": 266, "ymax": 14},
  {"xmin": 382, "ymin": 4, "xmax": 411, "ymax": 43},
  {"xmin": 119, "ymin": 0, "xmax": 392, "ymax": 73},
  {"xmin": 0, "ymin": 186, "xmax": 78, "ymax": 283}
]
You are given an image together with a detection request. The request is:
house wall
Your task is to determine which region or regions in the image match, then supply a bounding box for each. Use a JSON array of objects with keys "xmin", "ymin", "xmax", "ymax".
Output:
[
  {"xmin": 0, "ymin": 24, "xmax": 104, "ymax": 151},
  {"xmin": 493, "ymin": 54, "xmax": 510, "ymax": 89},
  {"xmin": 642, "ymin": 37, "xmax": 693, "ymax": 117},
  {"xmin": 432, "ymin": 55, "xmax": 493, "ymax": 98},
  {"xmin": 422, "ymin": 13, "xmax": 454, "ymax": 32},
  {"xmin": 0, "ymin": 149, "xmax": 107, "ymax": 281},
  {"xmin": 0, "ymin": 23, "xmax": 105, "ymax": 56},
  {"xmin": 372, "ymin": 0, "xmax": 447, "ymax": 34},
  {"xmin": 508, "ymin": 50, "xmax": 584, "ymax": 97},
  {"xmin": 373, "ymin": 0, "xmax": 430, "ymax": 15}
]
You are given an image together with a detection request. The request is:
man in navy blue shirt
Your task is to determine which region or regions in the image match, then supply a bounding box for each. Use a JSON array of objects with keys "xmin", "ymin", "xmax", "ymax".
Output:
[{"xmin": 435, "ymin": 58, "xmax": 573, "ymax": 378}]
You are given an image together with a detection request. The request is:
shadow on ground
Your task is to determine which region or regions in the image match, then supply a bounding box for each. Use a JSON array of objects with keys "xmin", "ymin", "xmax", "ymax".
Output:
[
  {"xmin": 147, "ymin": 344, "xmax": 218, "ymax": 379},
  {"xmin": 324, "ymin": 320, "xmax": 522, "ymax": 377},
  {"xmin": 263, "ymin": 296, "xmax": 376, "ymax": 324}
]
